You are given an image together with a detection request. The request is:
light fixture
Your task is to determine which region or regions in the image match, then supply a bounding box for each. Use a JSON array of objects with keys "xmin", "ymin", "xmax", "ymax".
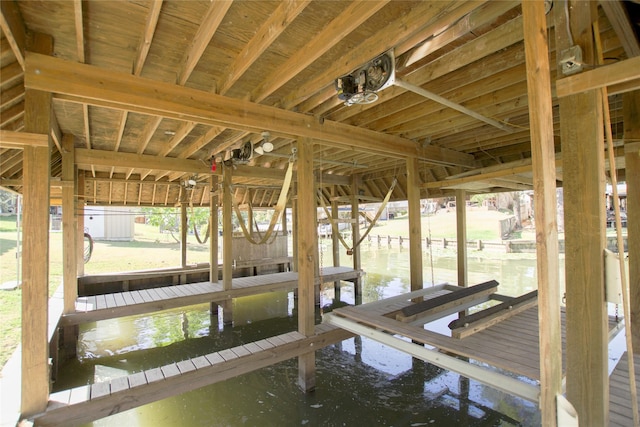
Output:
[{"xmin": 253, "ymin": 131, "xmax": 274, "ymax": 156}]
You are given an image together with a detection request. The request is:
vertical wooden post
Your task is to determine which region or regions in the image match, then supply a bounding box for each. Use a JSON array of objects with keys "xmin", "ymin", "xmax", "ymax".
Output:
[
  {"xmin": 62, "ymin": 134, "xmax": 77, "ymax": 314},
  {"xmin": 351, "ymin": 175, "xmax": 362, "ymax": 303},
  {"xmin": 180, "ymin": 202, "xmax": 188, "ymax": 268},
  {"xmin": 407, "ymin": 157, "xmax": 423, "ymax": 293},
  {"xmin": 210, "ymin": 175, "xmax": 219, "ymax": 283},
  {"xmin": 222, "ymin": 165, "xmax": 233, "ymax": 325},
  {"xmin": 297, "ymin": 138, "xmax": 316, "ymax": 392},
  {"xmin": 455, "ymin": 189, "xmax": 467, "ymax": 288},
  {"xmin": 76, "ymin": 172, "xmax": 85, "ymax": 277},
  {"xmin": 625, "ymin": 91, "xmax": 640, "ymax": 353},
  {"xmin": 247, "ymin": 189, "xmax": 254, "ymax": 234},
  {"xmin": 292, "ymin": 183, "xmax": 298, "ymax": 273},
  {"xmin": 331, "ymin": 185, "xmax": 341, "ymax": 295},
  {"xmin": 524, "ymin": 2, "xmax": 563, "ymax": 424},
  {"xmin": 21, "ymin": 32, "xmax": 53, "ymax": 417},
  {"xmin": 554, "ymin": 2, "xmax": 608, "ymax": 424},
  {"xmin": 209, "ymin": 175, "xmax": 219, "ymax": 314}
]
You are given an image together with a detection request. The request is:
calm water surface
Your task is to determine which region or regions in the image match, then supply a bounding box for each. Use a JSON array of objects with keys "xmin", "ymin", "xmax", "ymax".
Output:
[{"xmin": 55, "ymin": 242, "xmax": 574, "ymax": 426}]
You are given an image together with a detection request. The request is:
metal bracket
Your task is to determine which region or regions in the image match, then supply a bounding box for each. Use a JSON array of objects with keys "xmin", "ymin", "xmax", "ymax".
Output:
[{"xmin": 560, "ymin": 45, "xmax": 584, "ymax": 76}]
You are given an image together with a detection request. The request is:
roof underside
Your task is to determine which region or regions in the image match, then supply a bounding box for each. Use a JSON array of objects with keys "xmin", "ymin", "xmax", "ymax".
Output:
[{"xmin": 1, "ymin": 1, "xmax": 639, "ymax": 208}]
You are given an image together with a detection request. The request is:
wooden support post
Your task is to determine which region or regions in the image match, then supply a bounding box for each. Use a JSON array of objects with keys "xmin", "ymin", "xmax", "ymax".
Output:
[
  {"xmin": 407, "ymin": 157, "xmax": 423, "ymax": 295},
  {"xmin": 21, "ymin": 32, "xmax": 53, "ymax": 418},
  {"xmin": 524, "ymin": 3, "xmax": 563, "ymax": 423},
  {"xmin": 351, "ymin": 175, "xmax": 362, "ymax": 304},
  {"xmin": 62, "ymin": 134, "xmax": 77, "ymax": 314},
  {"xmin": 222, "ymin": 165, "xmax": 233, "ymax": 325},
  {"xmin": 554, "ymin": 2, "xmax": 608, "ymax": 424},
  {"xmin": 247, "ymin": 190, "xmax": 254, "ymax": 235},
  {"xmin": 297, "ymin": 138, "xmax": 316, "ymax": 392},
  {"xmin": 209, "ymin": 175, "xmax": 219, "ymax": 314},
  {"xmin": 77, "ymin": 172, "xmax": 85, "ymax": 277},
  {"xmin": 455, "ymin": 189, "xmax": 467, "ymax": 288},
  {"xmin": 180, "ymin": 202, "xmax": 187, "ymax": 267},
  {"xmin": 625, "ymin": 91, "xmax": 640, "ymax": 353},
  {"xmin": 292, "ymin": 183, "xmax": 298, "ymax": 274},
  {"xmin": 331, "ymin": 185, "xmax": 341, "ymax": 296}
]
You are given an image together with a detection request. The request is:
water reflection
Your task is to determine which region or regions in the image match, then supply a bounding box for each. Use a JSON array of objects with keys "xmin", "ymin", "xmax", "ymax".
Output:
[{"xmin": 55, "ymin": 244, "xmax": 547, "ymax": 426}]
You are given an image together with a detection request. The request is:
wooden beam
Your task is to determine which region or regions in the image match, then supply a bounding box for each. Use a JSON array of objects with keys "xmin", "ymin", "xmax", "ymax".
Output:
[
  {"xmin": 177, "ymin": 0, "xmax": 232, "ymax": 86},
  {"xmin": 0, "ymin": 130, "xmax": 48, "ymax": 148},
  {"xmin": 133, "ymin": 0, "xmax": 162, "ymax": 76},
  {"xmin": 284, "ymin": 1, "xmax": 480, "ymax": 109},
  {"xmin": 599, "ymin": 0, "xmax": 640, "ymax": 58},
  {"xmin": 75, "ymin": 148, "xmax": 210, "ymax": 174},
  {"xmin": 0, "ymin": 0, "xmax": 27, "ymax": 69},
  {"xmin": 252, "ymin": 0, "xmax": 389, "ymax": 103},
  {"xmin": 407, "ymin": 157, "xmax": 423, "ymax": 292},
  {"xmin": 554, "ymin": 1, "xmax": 608, "ymax": 424},
  {"xmin": 625, "ymin": 92, "xmax": 640, "ymax": 354},
  {"xmin": 556, "ymin": 55, "xmax": 640, "ymax": 98},
  {"xmin": 296, "ymin": 137, "xmax": 316, "ymax": 391},
  {"xmin": 24, "ymin": 53, "xmax": 475, "ymax": 168},
  {"xmin": 218, "ymin": 0, "xmax": 310, "ymax": 95},
  {"xmin": 523, "ymin": 2, "xmax": 562, "ymax": 425},
  {"xmin": 21, "ymin": 32, "xmax": 53, "ymax": 418},
  {"xmin": 73, "ymin": 0, "xmax": 85, "ymax": 63}
]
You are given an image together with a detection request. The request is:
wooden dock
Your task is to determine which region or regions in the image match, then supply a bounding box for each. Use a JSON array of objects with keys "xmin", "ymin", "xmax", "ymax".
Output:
[
  {"xmin": 61, "ymin": 266, "xmax": 362, "ymax": 326},
  {"xmin": 609, "ymin": 352, "xmax": 640, "ymax": 427},
  {"xmin": 324, "ymin": 285, "xmax": 623, "ymax": 403},
  {"xmin": 36, "ymin": 323, "xmax": 353, "ymax": 426}
]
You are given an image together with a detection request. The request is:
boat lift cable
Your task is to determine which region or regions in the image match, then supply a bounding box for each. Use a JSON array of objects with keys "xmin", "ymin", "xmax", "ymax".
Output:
[{"xmin": 596, "ymin": 20, "xmax": 639, "ymax": 427}]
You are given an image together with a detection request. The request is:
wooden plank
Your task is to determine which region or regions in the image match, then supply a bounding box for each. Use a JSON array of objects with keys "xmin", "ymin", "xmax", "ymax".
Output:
[
  {"xmin": 191, "ymin": 356, "xmax": 211, "ymax": 370},
  {"xmin": 144, "ymin": 367, "xmax": 164, "ymax": 384},
  {"xmin": 113, "ymin": 293, "xmax": 126, "ymax": 307},
  {"xmin": 160, "ymin": 363, "xmax": 180, "ymax": 379},
  {"xmin": 37, "ymin": 327, "xmax": 349, "ymax": 425},
  {"xmin": 556, "ymin": 56, "xmax": 640, "ymax": 98},
  {"xmin": 229, "ymin": 345, "xmax": 251, "ymax": 358},
  {"xmin": 110, "ymin": 377, "xmax": 129, "ymax": 394},
  {"xmin": 104, "ymin": 293, "xmax": 117, "ymax": 309},
  {"xmin": 449, "ymin": 290, "xmax": 538, "ymax": 329},
  {"xmin": 451, "ymin": 296, "xmax": 539, "ymax": 339},
  {"xmin": 176, "ymin": 359, "xmax": 196, "ymax": 374},
  {"xmin": 218, "ymin": 349, "xmax": 239, "ymax": 362},
  {"xmin": 399, "ymin": 280, "xmax": 498, "ymax": 318},
  {"xmin": 121, "ymin": 292, "xmax": 135, "ymax": 306},
  {"xmin": 204, "ymin": 352, "xmax": 225, "ymax": 366},
  {"xmin": 127, "ymin": 372, "xmax": 147, "ymax": 389},
  {"xmin": 90, "ymin": 382, "xmax": 110, "ymax": 399}
]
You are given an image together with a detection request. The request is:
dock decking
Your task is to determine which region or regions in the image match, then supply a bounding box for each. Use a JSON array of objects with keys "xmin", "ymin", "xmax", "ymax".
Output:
[
  {"xmin": 36, "ymin": 323, "xmax": 353, "ymax": 426},
  {"xmin": 609, "ymin": 352, "xmax": 640, "ymax": 427},
  {"xmin": 61, "ymin": 266, "xmax": 362, "ymax": 326},
  {"xmin": 324, "ymin": 284, "xmax": 623, "ymax": 403}
]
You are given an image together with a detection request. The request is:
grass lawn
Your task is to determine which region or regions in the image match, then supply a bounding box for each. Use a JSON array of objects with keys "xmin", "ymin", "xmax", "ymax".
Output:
[{"xmin": 0, "ymin": 208, "xmax": 514, "ymax": 369}]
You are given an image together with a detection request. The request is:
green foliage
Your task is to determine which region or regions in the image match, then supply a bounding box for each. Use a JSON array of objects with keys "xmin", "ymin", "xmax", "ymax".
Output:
[{"xmin": 143, "ymin": 207, "xmax": 180, "ymax": 233}]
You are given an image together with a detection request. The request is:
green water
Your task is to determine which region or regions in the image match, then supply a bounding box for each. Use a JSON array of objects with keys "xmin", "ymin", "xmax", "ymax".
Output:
[{"xmin": 55, "ymin": 243, "xmax": 556, "ymax": 426}]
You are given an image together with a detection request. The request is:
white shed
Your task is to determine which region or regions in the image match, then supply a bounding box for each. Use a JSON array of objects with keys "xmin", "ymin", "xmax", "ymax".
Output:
[{"xmin": 84, "ymin": 206, "xmax": 135, "ymax": 241}]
